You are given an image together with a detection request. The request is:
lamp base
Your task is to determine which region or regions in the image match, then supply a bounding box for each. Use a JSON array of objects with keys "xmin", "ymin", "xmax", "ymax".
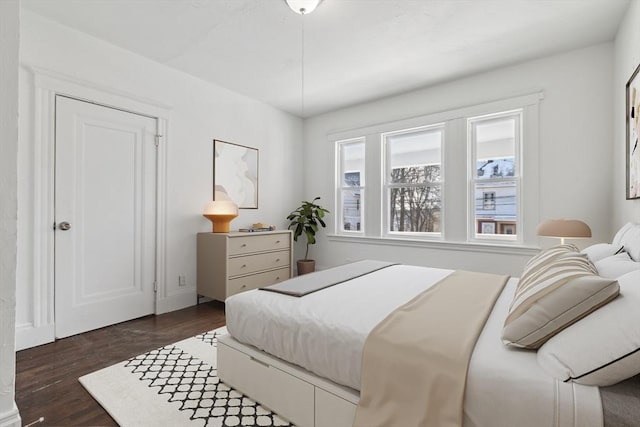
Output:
[{"xmin": 203, "ymin": 214, "xmax": 238, "ymax": 233}]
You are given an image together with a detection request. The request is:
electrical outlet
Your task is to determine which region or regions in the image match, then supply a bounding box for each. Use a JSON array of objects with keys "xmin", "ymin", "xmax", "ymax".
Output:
[{"xmin": 178, "ymin": 275, "xmax": 187, "ymax": 287}]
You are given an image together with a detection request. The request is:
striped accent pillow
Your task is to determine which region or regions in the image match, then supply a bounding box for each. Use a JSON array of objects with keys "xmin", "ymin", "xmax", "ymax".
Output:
[
  {"xmin": 502, "ymin": 249, "xmax": 619, "ymax": 349},
  {"xmin": 524, "ymin": 243, "xmax": 579, "ymax": 269}
]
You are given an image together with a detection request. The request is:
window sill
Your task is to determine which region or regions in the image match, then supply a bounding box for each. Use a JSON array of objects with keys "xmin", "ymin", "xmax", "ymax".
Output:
[{"xmin": 326, "ymin": 234, "xmax": 540, "ymax": 256}]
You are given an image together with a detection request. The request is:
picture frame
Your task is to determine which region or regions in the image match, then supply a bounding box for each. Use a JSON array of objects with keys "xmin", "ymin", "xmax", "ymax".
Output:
[
  {"xmin": 626, "ymin": 62, "xmax": 640, "ymax": 199},
  {"xmin": 213, "ymin": 140, "xmax": 259, "ymax": 209}
]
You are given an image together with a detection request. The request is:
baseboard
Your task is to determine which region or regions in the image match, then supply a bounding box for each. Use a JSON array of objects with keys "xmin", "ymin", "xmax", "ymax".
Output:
[
  {"xmin": 15, "ymin": 323, "xmax": 54, "ymax": 351},
  {"xmin": 16, "ymin": 293, "xmax": 198, "ymax": 349},
  {"xmin": 156, "ymin": 289, "xmax": 196, "ymax": 314},
  {"xmin": 0, "ymin": 402, "xmax": 21, "ymax": 427}
]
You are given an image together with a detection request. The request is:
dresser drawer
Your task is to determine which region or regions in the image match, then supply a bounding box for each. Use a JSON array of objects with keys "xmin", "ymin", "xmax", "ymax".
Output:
[
  {"xmin": 228, "ymin": 250, "xmax": 290, "ymax": 277},
  {"xmin": 227, "ymin": 267, "xmax": 291, "ymax": 297},
  {"xmin": 228, "ymin": 233, "xmax": 290, "ymax": 256}
]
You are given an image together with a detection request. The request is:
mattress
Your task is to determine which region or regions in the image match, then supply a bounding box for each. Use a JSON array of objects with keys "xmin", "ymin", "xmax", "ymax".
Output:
[
  {"xmin": 225, "ymin": 264, "xmax": 603, "ymax": 427},
  {"xmin": 226, "ymin": 264, "xmax": 452, "ymax": 390}
]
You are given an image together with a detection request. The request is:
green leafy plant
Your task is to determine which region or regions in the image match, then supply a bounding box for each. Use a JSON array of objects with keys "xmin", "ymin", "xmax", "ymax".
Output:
[{"xmin": 286, "ymin": 197, "xmax": 330, "ymax": 260}]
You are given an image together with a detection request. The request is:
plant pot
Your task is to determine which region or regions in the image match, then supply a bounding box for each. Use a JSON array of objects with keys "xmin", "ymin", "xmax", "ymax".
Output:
[{"xmin": 297, "ymin": 259, "xmax": 316, "ymax": 275}]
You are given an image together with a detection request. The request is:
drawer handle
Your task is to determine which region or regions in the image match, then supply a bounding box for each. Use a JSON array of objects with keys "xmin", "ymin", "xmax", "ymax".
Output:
[
  {"xmin": 241, "ymin": 264, "xmax": 247, "ymax": 268},
  {"xmin": 275, "ymin": 277, "xmax": 280, "ymax": 281},
  {"xmin": 241, "ymin": 244, "xmax": 247, "ymax": 247},
  {"xmin": 241, "ymin": 285, "xmax": 246, "ymax": 289},
  {"xmin": 275, "ymin": 240, "xmax": 280, "ymax": 244},
  {"xmin": 275, "ymin": 258, "xmax": 280, "ymax": 262},
  {"xmin": 249, "ymin": 356, "xmax": 270, "ymax": 368}
]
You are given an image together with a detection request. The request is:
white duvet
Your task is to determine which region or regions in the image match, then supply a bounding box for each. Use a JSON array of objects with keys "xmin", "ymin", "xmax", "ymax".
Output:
[{"xmin": 225, "ymin": 264, "xmax": 603, "ymax": 427}]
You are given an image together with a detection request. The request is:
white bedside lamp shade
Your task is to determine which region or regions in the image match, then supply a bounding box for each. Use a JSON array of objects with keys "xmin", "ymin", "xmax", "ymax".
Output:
[
  {"xmin": 203, "ymin": 188, "xmax": 239, "ymax": 233},
  {"xmin": 536, "ymin": 219, "xmax": 592, "ymax": 245}
]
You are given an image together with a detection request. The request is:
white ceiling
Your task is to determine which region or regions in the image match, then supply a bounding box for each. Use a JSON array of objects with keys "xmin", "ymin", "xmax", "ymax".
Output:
[{"xmin": 23, "ymin": 0, "xmax": 630, "ymax": 118}]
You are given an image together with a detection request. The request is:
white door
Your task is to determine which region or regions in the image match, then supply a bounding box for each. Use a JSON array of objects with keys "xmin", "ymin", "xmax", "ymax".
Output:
[{"xmin": 54, "ymin": 96, "xmax": 157, "ymax": 338}]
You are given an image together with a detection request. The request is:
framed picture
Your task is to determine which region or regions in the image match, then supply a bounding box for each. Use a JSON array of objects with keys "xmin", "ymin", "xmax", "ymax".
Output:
[
  {"xmin": 214, "ymin": 140, "xmax": 259, "ymax": 209},
  {"xmin": 626, "ymin": 62, "xmax": 640, "ymax": 199}
]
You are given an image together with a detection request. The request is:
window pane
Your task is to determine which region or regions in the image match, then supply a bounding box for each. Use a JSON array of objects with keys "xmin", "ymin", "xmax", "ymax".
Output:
[
  {"xmin": 342, "ymin": 142, "xmax": 365, "ymax": 186},
  {"xmin": 475, "ymin": 117, "xmax": 516, "ymax": 179},
  {"xmin": 389, "ymin": 185, "xmax": 441, "ymax": 232},
  {"xmin": 391, "ymin": 165, "xmax": 441, "ymax": 184},
  {"xmin": 342, "ymin": 189, "xmax": 362, "ymax": 232},
  {"xmin": 388, "ymin": 128, "xmax": 442, "ymax": 184},
  {"xmin": 476, "ymin": 158, "xmax": 515, "ymax": 179},
  {"xmin": 474, "ymin": 181, "xmax": 517, "ymax": 235}
]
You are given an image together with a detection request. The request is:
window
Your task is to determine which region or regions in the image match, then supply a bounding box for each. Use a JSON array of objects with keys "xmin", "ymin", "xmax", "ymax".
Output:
[
  {"xmin": 331, "ymin": 92, "xmax": 539, "ymax": 246},
  {"xmin": 482, "ymin": 192, "xmax": 496, "ymax": 210},
  {"xmin": 469, "ymin": 110, "xmax": 521, "ymax": 241},
  {"xmin": 337, "ymin": 139, "xmax": 365, "ymax": 233},
  {"xmin": 384, "ymin": 125, "xmax": 443, "ymax": 235}
]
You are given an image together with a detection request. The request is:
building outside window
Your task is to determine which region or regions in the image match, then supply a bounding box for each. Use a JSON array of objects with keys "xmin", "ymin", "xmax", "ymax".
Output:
[{"xmin": 482, "ymin": 191, "xmax": 496, "ymax": 210}]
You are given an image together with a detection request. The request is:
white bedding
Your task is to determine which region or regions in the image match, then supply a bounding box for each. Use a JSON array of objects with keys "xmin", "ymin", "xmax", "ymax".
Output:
[{"xmin": 225, "ymin": 264, "xmax": 603, "ymax": 427}]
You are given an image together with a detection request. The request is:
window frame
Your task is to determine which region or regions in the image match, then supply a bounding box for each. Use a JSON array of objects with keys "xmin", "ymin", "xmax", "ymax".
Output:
[
  {"xmin": 336, "ymin": 137, "xmax": 366, "ymax": 235},
  {"xmin": 467, "ymin": 109, "xmax": 523, "ymax": 244},
  {"xmin": 382, "ymin": 123, "xmax": 445, "ymax": 239}
]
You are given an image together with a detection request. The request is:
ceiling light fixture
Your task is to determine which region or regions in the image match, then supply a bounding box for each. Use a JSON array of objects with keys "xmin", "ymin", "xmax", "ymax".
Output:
[
  {"xmin": 284, "ymin": 0, "xmax": 323, "ymax": 119},
  {"xmin": 284, "ymin": 0, "xmax": 323, "ymax": 15}
]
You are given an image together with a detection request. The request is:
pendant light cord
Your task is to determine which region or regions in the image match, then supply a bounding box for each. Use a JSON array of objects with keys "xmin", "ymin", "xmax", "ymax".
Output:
[{"xmin": 301, "ymin": 10, "xmax": 305, "ymax": 118}]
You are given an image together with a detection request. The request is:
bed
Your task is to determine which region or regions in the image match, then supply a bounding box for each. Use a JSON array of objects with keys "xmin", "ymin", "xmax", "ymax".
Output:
[{"xmin": 217, "ymin": 226, "xmax": 640, "ymax": 427}]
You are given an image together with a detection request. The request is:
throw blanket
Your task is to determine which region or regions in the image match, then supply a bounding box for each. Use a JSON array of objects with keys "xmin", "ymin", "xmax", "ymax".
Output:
[
  {"xmin": 260, "ymin": 260, "xmax": 397, "ymax": 297},
  {"xmin": 354, "ymin": 270, "xmax": 509, "ymax": 427}
]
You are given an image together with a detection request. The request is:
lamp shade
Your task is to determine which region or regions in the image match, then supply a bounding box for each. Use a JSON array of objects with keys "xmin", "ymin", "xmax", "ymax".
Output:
[
  {"xmin": 285, "ymin": 0, "xmax": 323, "ymax": 14},
  {"xmin": 536, "ymin": 219, "xmax": 591, "ymax": 244},
  {"xmin": 203, "ymin": 197, "xmax": 239, "ymax": 233}
]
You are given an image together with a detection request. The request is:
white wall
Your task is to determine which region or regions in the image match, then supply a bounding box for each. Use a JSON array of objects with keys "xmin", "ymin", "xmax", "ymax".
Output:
[
  {"xmin": 303, "ymin": 43, "xmax": 614, "ymax": 276},
  {"xmin": 0, "ymin": 0, "xmax": 22, "ymax": 425},
  {"xmin": 612, "ymin": 0, "xmax": 640, "ymax": 228},
  {"xmin": 16, "ymin": 11, "xmax": 303, "ymax": 349}
]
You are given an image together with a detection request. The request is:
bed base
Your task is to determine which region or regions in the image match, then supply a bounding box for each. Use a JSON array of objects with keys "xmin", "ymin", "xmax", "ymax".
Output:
[{"xmin": 217, "ymin": 334, "xmax": 358, "ymax": 427}]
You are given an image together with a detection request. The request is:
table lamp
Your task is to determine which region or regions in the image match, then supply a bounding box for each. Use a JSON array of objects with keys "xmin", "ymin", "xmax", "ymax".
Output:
[
  {"xmin": 203, "ymin": 187, "xmax": 238, "ymax": 233},
  {"xmin": 536, "ymin": 219, "xmax": 592, "ymax": 245}
]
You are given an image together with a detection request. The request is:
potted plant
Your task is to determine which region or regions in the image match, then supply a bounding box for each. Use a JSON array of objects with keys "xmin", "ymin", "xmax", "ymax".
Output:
[{"xmin": 286, "ymin": 197, "xmax": 329, "ymax": 275}]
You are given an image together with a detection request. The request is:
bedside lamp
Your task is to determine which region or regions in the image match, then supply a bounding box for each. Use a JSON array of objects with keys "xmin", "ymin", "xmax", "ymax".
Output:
[
  {"xmin": 536, "ymin": 219, "xmax": 592, "ymax": 245},
  {"xmin": 203, "ymin": 187, "xmax": 238, "ymax": 233}
]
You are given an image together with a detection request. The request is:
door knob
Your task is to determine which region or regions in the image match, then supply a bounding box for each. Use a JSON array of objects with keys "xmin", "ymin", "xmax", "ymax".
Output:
[{"xmin": 58, "ymin": 221, "xmax": 71, "ymax": 231}]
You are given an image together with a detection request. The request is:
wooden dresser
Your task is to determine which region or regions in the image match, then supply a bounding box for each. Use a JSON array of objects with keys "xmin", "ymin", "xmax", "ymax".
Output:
[{"xmin": 197, "ymin": 230, "xmax": 293, "ymax": 301}]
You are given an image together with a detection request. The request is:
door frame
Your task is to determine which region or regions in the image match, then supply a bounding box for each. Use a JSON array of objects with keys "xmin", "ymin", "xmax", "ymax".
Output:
[{"xmin": 17, "ymin": 65, "xmax": 170, "ymax": 349}]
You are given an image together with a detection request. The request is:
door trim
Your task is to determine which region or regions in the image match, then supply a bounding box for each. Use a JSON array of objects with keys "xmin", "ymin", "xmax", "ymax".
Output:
[{"xmin": 16, "ymin": 65, "xmax": 170, "ymax": 349}]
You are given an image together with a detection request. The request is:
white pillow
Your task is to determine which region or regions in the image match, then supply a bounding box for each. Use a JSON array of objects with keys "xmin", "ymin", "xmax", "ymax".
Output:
[
  {"xmin": 616, "ymin": 223, "xmax": 640, "ymax": 261},
  {"xmin": 537, "ymin": 270, "xmax": 640, "ymax": 386},
  {"xmin": 581, "ymin": 243, "xmax": 619, "ymax": 263},
  {"xmin": 612, "ymin": 222, "xmax": 634, "ymax": 247},
  {"xmin": 594, "ymin": 253, "xmax": 640, "ymax": 278}
]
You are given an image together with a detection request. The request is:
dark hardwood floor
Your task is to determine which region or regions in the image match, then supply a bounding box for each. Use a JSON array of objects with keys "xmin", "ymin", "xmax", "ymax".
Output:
[{"xmin": 16, "ymin": 301, "xmax": 226, "ymax": 427}]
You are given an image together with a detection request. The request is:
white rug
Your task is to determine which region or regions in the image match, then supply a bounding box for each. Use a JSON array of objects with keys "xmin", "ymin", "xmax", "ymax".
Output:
[{"xmin": 79, "ymin": 327, "xmax": 294, "ymax": 427}]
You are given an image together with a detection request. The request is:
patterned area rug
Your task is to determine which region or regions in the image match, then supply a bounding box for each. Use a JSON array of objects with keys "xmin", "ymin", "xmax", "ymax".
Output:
[{"xmin": 79, "ymin": 327, "xmax": 294, "ymax": 427}]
